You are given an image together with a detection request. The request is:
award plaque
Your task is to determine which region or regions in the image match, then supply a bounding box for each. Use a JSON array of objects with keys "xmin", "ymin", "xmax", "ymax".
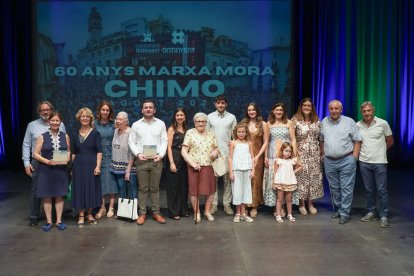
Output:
[
  {"xmin": 52, "ymin": 150, "xmax": 68, "ymax": 165},
  {"xmin": 143, "ymin": 145, "xmax": 157, "ymax": 158}
]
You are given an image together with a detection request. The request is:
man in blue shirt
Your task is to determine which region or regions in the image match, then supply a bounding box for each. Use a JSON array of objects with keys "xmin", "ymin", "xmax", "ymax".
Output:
[
  {"xmin": 320, "ymin": 100, "xmax": 362, "ymax": 224},
  {"xmin": 22, "ymin": 101, "xmax": 66, "ymax": 227}
]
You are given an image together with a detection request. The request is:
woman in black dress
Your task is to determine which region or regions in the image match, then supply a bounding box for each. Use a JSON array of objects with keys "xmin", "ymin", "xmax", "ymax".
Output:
[
  {"xmin": 166, "ymin": 108, "xmax": 189, "ymax": 220},
  {"xmin": 71, "ymin": 107, "xmax": 103, "ymax": 228},
  {"xmin": 33, "ymin": 112, "xmax": 70, "ymax": 231}
]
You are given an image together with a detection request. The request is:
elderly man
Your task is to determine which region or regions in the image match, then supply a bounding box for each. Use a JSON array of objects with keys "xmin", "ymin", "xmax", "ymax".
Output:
[
  {"xmin": 320, "ymin": 100, "xmax": 362, "ymax": 224},
  {"xmin": 207, "ymin": 95, "xmax": 237, "ymax": 215},
  {"xmin": 22, "ymin": 101, "xmax": 66, "ymax": 227},
  {"xmin": 129, "ymin": 99, "xmax": 168, "ymax": 225},
  {"xmin": 356, "ymin": 101, "xmax": 393, "ymax": 228}
]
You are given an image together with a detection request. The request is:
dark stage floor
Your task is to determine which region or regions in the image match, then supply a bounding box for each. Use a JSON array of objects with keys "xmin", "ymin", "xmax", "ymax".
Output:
[{"xmin": 0, "ymin": 167, "xmax": 413, "ymax": 276}]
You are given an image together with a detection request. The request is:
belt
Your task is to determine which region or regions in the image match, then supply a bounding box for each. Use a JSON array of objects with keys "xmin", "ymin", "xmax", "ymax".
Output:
[{"xmin": 326, "ymin": 152, "xmax": 353, "ymax": 160}]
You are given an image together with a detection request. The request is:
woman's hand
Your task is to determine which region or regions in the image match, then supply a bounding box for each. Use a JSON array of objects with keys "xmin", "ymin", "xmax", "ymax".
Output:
[
  {"xmin": 192, "ymin": 163, "xmax": 201, "ymax": 171},
  {"xmin": 170, "ymin": 163, "xmax": 177, "ymax": 173},
  {"xmin": 229, "ymin": 172, "xmax": 235, "ymax": 181},
  {"xmin": 94, "ymin": 166, "xmax": 101, "ymax": 176},
  {"xmin": 264, "ymin": 157, "xmax": 269, "ymax": 167},
  {"xmin": 125, "ymin": 170, "xmax": 130, "ymax": 181},
  {"xmin": 210, "ymin": 149, "xmax": 219, "ymax": 159}
]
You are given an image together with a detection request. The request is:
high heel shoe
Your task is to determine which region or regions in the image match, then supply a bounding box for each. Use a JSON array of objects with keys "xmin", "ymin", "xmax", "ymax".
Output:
[
  {"xmin": 87, "ymin": 214, "xmax": 97, "ymax": 225},
  {"xmin": 107, "ymin": 208, "xmax": 115, "ymax": 218},
  {"xmin": 95, "ymin": 208, "xmax": 106, "ymax": 219},
  {"xmin": 250, "ymin": 208, "xmax": 257, "ymax": 218},
  {"xmin": 77, "ymin": 215, "xmax": 85, "ymax": 229}
]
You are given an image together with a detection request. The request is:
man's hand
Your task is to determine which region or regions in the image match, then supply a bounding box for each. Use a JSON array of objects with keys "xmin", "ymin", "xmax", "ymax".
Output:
[{"xmin": 25, "ymin": 165, "xmax": 34, "ymax": 177}]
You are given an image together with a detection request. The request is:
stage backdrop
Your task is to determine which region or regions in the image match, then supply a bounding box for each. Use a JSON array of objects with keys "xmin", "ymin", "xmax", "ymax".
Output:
[{"xmin": 34, "ymin": 0, "xmax": 292, "ymax": 135}]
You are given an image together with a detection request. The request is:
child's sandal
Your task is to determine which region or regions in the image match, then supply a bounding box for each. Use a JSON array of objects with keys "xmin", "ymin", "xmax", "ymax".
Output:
[
  {"xmin": 276, "ymin": 215, "xmax": 283, "ymax": 223},
  {"xmin": 287, "ymin": 214, "xmax": 296, "ymax": 222}
]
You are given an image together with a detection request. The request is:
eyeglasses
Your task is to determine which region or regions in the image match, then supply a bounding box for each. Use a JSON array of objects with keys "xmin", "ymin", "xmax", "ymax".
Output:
[
  {"xmin": 40, "ymin": 108, "xmax": 51, "ymax": 112},
  {"xmin": 195, "ymin": 120, "xmax": 206, "ymax": 124}
]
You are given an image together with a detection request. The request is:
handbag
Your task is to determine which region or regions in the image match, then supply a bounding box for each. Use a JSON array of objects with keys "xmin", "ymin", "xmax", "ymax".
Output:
[
  {"xmin": 211, "ymin": 154, "xmax": 229, "ymax": 177},
  {"xmin": 117, "ymin": 181, "xmax": 138, "ymax": 221}
]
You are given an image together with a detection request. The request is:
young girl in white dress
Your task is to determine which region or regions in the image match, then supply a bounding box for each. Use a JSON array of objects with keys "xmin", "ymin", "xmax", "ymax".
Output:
[
  {"xmin": 273, "ymin": 142, "xmax": 303, "ymax": 222},
  {"xmin": 229, "ymin": 123, "xmax": 255, "ymax": 223}
]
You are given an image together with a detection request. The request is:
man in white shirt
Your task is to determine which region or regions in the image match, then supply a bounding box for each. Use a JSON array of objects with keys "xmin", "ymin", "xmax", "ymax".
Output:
[
  {"xmin": 207, "ymin": 95, "xmax": 237, "ymax": 215},
  {"xmin": 356, "ymin": 101, "xmax": 393, "ymax": 228},
  {"xmin": 129, "ymin": 99, "xmax": 168, "ymax": 225},
  {"xmin": 22, "ymin": 101, "xmax": 66, "ymax": 227}
]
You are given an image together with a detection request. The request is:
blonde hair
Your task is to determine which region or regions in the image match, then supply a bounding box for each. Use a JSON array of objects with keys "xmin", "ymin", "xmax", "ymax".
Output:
[{"xmin": 75, "ymin": 107, "xmax": 94, "ymax": 127}]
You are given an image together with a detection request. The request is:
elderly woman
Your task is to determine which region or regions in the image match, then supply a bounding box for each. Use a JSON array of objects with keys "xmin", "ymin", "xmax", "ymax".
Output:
[
  {"xmin": 181, "ymin": 112, "xmax": 220, "ymax": 223},
  {"xmin": 72, "ymin": 107, "xmax": 102, "ymax": 228},
  {"xmin": 110, "ymin": 112, "xmax": 137, "ymax": 200},
  {"xmin": 94, "ymin": 101, "xmax": 118, "ymax": 219},
  {"xmin": 292, "ymin": 98, "xmax": 323, "ymax": 215},
  {"xmin": 33, "ymin": 112, "xmax": 70, "ymax": 231},
  {"xmin": 166, "ymin": 108, "xmax": 190, "ymax": 220}
]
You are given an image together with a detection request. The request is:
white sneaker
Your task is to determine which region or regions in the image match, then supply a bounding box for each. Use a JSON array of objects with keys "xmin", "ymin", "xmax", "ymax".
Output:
[
  {"xmin": 233, "ymin": 214, "xmax": 240, "ymax": 223},
  {"xmin": 241, "ymin": 214, "xmax": 253, "ymax": 223}
]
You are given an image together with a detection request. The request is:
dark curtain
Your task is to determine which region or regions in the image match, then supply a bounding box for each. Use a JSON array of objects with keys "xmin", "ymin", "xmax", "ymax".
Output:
[
  {"xmin": 294, "ymin": 0, "xmax": 414, "ymax": 164},
  {"xmin": 0, "ymin": 0, "xmax": 32, "ymax": 168}
]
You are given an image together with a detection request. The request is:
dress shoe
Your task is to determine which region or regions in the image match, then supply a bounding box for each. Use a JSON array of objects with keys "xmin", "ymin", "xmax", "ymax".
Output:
[
  {"xmin": 339, "ymin": 216, "xmax": 350, "ymax": 224},
  {"xmin": 153, "ymin": 214, "xmax": 166, "ymax": 224},
  {"xmin": 210, "ymin": 205, "xmax": 218, "ymax": 215},
  {"xmin": 331, "ymin": 211, "xmax": 340, "ymax": 218},
  {"xmin": 224, "ymin": 205, "xmax": 234, "ymax": 215},
  {"xmin": 136, "ymin": 215, "xmax": 146, "ymax": 225},
  {"xmin": 28, "ymin": 218, "xmax": 38, "ymax": 227}
]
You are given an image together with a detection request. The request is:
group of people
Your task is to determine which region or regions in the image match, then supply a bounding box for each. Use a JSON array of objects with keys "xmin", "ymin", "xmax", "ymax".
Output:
[{"xmin": 22, "ymin": 96, "xmax": 393, "ymax": 231}]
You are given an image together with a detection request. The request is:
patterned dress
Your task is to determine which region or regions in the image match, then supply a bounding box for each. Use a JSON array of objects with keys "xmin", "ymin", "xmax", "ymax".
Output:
[
  {"xmin": 293, "ymin": 119, "xmax": 324, "ymax": 200},
  {"xmin": 247, "ymin": 129, "xmax": 264, "ymax": 207},
  {"xmin": 94, "ymin": 120, "xmax": 117, "ymax": 195},
  {"xmin": 263, "ymin": 126, "xmax": 299, "ymax": 206}
]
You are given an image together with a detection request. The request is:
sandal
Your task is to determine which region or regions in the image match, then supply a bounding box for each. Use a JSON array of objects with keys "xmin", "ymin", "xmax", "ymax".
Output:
[
  {"xmin": 241, "ymin": 214, "xmax": 254, "ymax": 223},
  {"xmin": 42, "ymin": 223, "xmax": 53, "ymax": 232},
  {"xmin": 77, "ymin": 215, "xmax": 85, "ymax": 229},
  {"xmin": 56, "ymin": 222, "xmax": 67, "ymax": 231},
  {"xmin": 287, "ymin": 214, "xmax": 296, "ymax": 222},
  {"xmin": 299, "ymin": 206, "xmax": 308, "ymax": 216},
  {"xmin": 275, "ymin": 215, "xmax": 283, "ymax": 223},
  {"xmin": 95, "ymin": 208, "xmax": 106, "ymax": 219},
  {"xmin": 194, "ymin": 213, "xmax": 201, "ymax": 223},
  {"xmin": 107, "ymin": 208, "xmax": 115, "ymax": 218},
  {"xmin": 87, "ymin": 213, "xmax": 97, "ymax": 225},
  {"xmin": 233, "ymin": 214, "xmax": 241, "ymax": 223}
]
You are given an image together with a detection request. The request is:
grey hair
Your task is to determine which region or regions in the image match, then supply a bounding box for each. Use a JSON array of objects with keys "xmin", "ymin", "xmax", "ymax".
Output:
[
  {"xmin": 117, "ymin": 111, "xmax": 129, "ymax": 125},
  {"xmin": 328, "ymin": 99, "xmax": 343, "ymax": 109},
  {"xmin": 360, "ymin": 101, "xmax": 375, "ymax": 111},
  {"xmin": 193, "ymin": 112, "xmax": 208, "ymax": 123}
]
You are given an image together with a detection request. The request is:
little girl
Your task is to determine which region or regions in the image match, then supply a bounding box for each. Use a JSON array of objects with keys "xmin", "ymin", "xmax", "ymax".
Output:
[
  {"xmin": 229, "ymin": 123, "xmax": 255, "ymax": 223},
  {"xmin": 273, "ymin": 142, "xmax": 303, "ymax": 222}
]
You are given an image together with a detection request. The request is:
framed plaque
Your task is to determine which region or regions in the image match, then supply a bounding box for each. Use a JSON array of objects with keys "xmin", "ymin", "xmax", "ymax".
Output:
[
  {"xmin": 52, "ymin": 150, "xmax": 68, "ymax": 165},
  {"xmin": 143, "ymin": 145, "xmax": 157, "ymax": 158}
]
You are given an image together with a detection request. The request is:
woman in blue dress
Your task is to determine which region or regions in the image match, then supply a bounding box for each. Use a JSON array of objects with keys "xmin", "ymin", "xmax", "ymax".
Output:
[
  {"xmin": 72, "ymin": 108, "xmax": 102, "ymax": 228},
  {"xmin": 94, "ymin": 101, "xmax": 118, "ymax": 219},
  {"xmin": 33, "ymin": 112, "xmax": 70, "ymax": 231}
]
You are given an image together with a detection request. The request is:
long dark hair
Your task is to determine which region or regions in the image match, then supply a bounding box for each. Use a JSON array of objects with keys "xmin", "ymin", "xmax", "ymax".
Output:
[
  {"xmin": 268, "ymin": 103, "xmax": 288, "ymax": 124},
  {"xmin": 170, "ymin": 107, "xmax": 187, "ymax": 132},
  {"xmin": 292, "ymin": 98, "xmax": 319, "ymax": 123},
  {"xmin": 241, "ymin": 102, "xmax": 264, "ymax": 136},
  {"xmin": 96, "ymin": 100, "xmax": 114, "ymax": 121}
]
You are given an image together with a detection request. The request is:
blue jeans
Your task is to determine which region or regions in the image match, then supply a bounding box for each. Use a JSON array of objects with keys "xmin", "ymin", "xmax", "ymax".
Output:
[
  {"xmin": 359, "ymin": 162, "xmax": 389, "ymax": 218},
  {"xmin": 113, "ymin": 173, "xmax": 138, "ymax": 199},
  {"xmin": 324, "ymin": 155, "xmax": 357, "ymax": 217}
]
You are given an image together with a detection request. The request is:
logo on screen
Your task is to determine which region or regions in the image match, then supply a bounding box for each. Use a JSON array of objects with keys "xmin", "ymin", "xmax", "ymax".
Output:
[
  {"xmin": 142, "ymin": 32, "xmax": 154, "ymax": 43},
  {"xmin": 171, "ymin": 31, "xmax": 185, "ymax": 44}
]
